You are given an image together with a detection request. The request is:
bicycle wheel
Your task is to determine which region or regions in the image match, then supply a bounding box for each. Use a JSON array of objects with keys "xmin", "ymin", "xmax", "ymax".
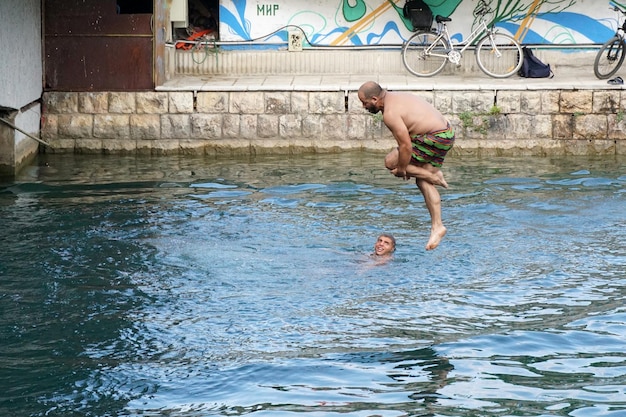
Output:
[
  {"xmin": 402, "ymin": 31, "xmax": 449, "ymax": 77},
  {"xmin": 594, "ymin": 36, "xmax": 625, "ymax": 79},
  {"xmin": 475, "ymin": 32, "xmax": 523, "ymax": 78}
]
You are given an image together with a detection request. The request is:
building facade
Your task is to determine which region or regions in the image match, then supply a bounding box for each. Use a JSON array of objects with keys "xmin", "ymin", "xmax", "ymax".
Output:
[{"xmin": 0, "ymin": 0, "xmax": 620, "ymax": 175}]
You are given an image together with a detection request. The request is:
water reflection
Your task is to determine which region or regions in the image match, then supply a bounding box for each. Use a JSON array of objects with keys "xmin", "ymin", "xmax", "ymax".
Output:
[{"xmin": 0, "ymin": 152, "xmax": 624, "ymax": 417}]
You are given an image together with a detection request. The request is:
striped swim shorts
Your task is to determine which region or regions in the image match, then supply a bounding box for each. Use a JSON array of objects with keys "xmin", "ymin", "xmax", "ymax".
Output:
[{"xmin": 410, "ymin": 123, "xmax": 455, "ymax": 168}]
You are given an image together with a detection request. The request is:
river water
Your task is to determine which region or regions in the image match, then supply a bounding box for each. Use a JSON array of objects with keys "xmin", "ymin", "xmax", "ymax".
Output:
[{"xmin": 1, "ymin": 152, "xmax": 625, "ymax": 417}]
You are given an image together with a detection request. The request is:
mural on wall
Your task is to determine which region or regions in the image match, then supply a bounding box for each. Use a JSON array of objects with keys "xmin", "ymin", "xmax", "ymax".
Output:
[{"xmin": 218, "ymin": 0, "xmax": 619, "ymax": 48}]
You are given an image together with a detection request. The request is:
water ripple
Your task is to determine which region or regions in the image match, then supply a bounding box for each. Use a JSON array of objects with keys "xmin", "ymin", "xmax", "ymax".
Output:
[{"xmin": 1, "ymin": 153, "xmax": 624, "ymax": 417}]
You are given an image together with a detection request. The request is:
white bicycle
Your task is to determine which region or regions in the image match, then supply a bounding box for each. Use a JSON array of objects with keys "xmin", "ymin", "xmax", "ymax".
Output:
[{"xmin": 401, "ymin": 0, "xmax": 523, "ymax": 78}]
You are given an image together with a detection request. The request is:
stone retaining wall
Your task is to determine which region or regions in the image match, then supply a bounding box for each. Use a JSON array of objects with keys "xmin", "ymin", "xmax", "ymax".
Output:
[{"xmin": 41, "ymin": 89, "xmax": 625, "ymax": 156}]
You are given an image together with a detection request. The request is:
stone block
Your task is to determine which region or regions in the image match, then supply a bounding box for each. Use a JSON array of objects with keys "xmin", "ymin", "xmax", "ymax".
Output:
[
  {"xmin": 592, "ymin": 91, "xmax": 620, "ymax": 113},
  {"xmin": 79, "ymin": 92, "xmax": 108, "ymax": 114},
  {"xmin": 573, "ymin": 114, "xmax": 607, "ymax": 140},
  {"xmin": 607, "ymin": 113, "xmax": 626, "ymax": 140},
  {"xmin": 506, "ymin": 114, "xmax": 533, "ymax": 140},
  {"xmin": 161, "ymin": 114, "xmax": 191, "ymax": 138},
  {"xmin": 559, "ymin": 91, "xmax": 592, "ymax": 114},
  {"xmin": 520, "ymin": 91, "xmax": 541, "ymax": 114},
  {"xmin": 108, "ymin": 92, "xmax": 136, "ymax": 113},
  {"xmin": 560, "ymin": 139, "xmax": 615, "ymax": 155},
  {"xmin": 587, "ymin": 139, "xmax": 617, "ymax": 154},
  {"xmin": 136, "ymin": 92, "xmax": 169, "ymax": 114},
  {"xmin": 540, "ymin": 91, "xmax": 560, "ymax": 114},
  {"xmin": 504, "ymin": 114, "xmax": 551, "ymax": 140},
  {"xmin": 249, "ymin": 139, "xmax": 295, "ymax": 153},
  {"xmin": 486, "ymin": 115, "xmax": 510, "ymax": 139},
  {"xmin": 168, "ymin": 92, "xmax": 194, "ymax": 113},
  {"xmin": 533, "ymin": 114, "xmax": 553, "ymax": 138},
  {"xmin": 204, "ymin": 139, "xmax": 251, "ymax": 155},
  {"xmin": 179, "ymin": 139, "xmax": 213, "ymax": 155},
  {"xmin": 58, "ymin": 114, "xmax": 93, "ymax": 138},
  {"xmin": 552, "ymin": 114, "xmax": 574, "ymax": 140},
  {"xmin": 320, "ymin": 114, "xmax": 347, "ymax": 140},
  {"xmin": 44, "ymin": 92, "xmax": 78, "ymax": 114},
  {"xmin": 94, "ymin": 114, "xmax": 130, "ymax": 138},
  {"xmin": 41, "ymin": 114, "xmax": 58, "ymax": 140},
  {"xmin": 279, "ymin": 114, "xmax": 303, "ymax": 138},
  {"xmin": 347, "ymin": 114, "xmax": 371, "ymax": 140},
  {"xmin": 240, "ymin": 115, "xmax": 258, "ymax": 139},
  {"xmin": 46, "ymin": 138, "xmax": 75, "ymax": 151},
  {"xmin": 101, "ymin": 139, "xmax": 137, "ymax": 153},
  {"xmin": 434, "ymin": 91, "xmax": 453, "ymax": 115},
  {"xmin": 458, "ymin": 113, "xmax": 489, "ymax": 140},
  {"xmin": 367, "ymin": 116, "xmax": 385, "ymax": 139},
  {"xmin": 191, "ymin": 114, "xmax": 223, "ymax": 139},
  {"xmin": 74, "ymin": 138, "xmax": 102, "ymax": 153},
  {"xmin": 140, "ymin": 139, "xmax": 180, "ymax": 155},
  {"xmin": 452, "ymin": 91, "xmax": 494, "ymax": 114},
  {"xmin": 347, "ymin": 92, "xmax": 364, "ymax": 114},
  {"xmin": 222, "ymin": 114, "xmax": 240, "ymax": 138},
  {"xmin": 196, "ymin": 92, "xmax": 228, "ymax": 113},
  {"xmin": 497, "ymin": 91, "xmax": 521, "ymax": 113},
  {"xmin": 291, "ymin": 91, "xmax": 309, "ymax": 114},
  {"xmin": 309, "ymin": 92, "xmax": 344, "ymax": 114},
  {"xmin": 265, "ymin": 92, "xmax": 291, "ymax": 114},
  {"xmin": 130, "ymin": 114, "xmax": 161, "ymax": 140},
  {"xmin": 302, "ymin": 114, "xmax": 322, "ymax": 138},
  {"xmin": 230, "ymin": 92, "xmax": 265, "ymax": 114},
  {"xmin": 257, "ymin": 114, "xmax": 279, "ymax": 138}
]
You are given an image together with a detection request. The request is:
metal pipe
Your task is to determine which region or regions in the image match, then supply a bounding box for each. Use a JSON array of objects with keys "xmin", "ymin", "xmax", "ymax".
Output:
[{"xmin": 0, "ymin": 117, "xmax": 52, "ymax": 148}]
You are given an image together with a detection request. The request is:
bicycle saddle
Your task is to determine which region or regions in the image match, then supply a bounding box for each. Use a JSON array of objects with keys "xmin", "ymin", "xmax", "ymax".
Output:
[{"xmin": 435, "ymin": 15, "xmax": 451, "ymax": 23}]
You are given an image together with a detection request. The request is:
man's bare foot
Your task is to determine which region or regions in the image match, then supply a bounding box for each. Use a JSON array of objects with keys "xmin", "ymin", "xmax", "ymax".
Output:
[
  {"xmin": 417, "ymin": 172, "xmax": 448, "ymax": 189},
  {"xmin": 434, "ymin": 171, "xmax": 448, "ymax": 189},
  {"xmin": 426, "ymin": 225, "xmax": 447, "ymax": 250}
]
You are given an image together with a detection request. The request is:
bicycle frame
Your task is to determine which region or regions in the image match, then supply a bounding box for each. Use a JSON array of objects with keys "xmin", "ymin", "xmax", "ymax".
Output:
[
  {"xmin": 593, "ymin": 1, "xmax": 626, "ymax": 79},
  {"xmin": 422, "ymin": 16, "xmax": 492, "ymax": 59}
]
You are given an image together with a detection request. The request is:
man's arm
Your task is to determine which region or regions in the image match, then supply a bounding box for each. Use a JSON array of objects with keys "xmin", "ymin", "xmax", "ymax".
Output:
[{"xmin": 384, "ymin": 112, "xmax": 412, "ymax": 180}]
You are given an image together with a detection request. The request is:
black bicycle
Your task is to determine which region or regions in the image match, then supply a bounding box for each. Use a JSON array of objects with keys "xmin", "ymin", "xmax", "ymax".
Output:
[{"xmin": 594, "ymin": 1, "xmax": 626, "ymax": 79}]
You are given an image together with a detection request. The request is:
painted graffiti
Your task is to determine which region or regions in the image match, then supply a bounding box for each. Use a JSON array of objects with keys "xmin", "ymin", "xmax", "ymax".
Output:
[
  {"xmin": 257, "ymin": 4, "xmax": 280, "ymax": 16},
  {"xmin": 218, "ymin": 0, "xmax": 616, "ymax": 47}
]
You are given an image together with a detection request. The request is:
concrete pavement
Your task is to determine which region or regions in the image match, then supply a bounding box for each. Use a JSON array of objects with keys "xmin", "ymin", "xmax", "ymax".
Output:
[{"xmin": 158, "ymin": 67, "xmax": 625, "ymax": 92}]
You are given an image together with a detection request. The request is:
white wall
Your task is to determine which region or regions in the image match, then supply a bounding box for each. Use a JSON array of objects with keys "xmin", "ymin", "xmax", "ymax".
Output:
[
  {"xmin": 0, "ymin": 0, "xmax": 42, "ymax": 174},
  {"xmin": 0, "ymin": 0, "xmax": 42, "ymax": 109}
]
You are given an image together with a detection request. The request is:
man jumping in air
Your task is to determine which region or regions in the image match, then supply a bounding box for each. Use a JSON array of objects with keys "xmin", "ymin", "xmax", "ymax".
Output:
[{"xmin": 358, "ymin": 81, "xmax": 455, "ymax": 250}]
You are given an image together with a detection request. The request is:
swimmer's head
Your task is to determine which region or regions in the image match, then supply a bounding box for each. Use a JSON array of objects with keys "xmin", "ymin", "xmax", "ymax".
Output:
[{"xmin": 374, "ymin": 233, "xmax": 395, "ymax": 256}]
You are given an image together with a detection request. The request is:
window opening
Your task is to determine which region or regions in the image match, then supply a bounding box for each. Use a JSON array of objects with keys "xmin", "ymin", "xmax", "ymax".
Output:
[{"xmin": 173, "ymin": 0, "xmax": 219, "ymax": 44}]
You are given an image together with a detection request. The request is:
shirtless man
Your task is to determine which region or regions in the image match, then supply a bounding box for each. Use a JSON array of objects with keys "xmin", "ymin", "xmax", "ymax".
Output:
[{"xmin": 357, "ymin": 81, "xmax": 455, "ymax": 250}]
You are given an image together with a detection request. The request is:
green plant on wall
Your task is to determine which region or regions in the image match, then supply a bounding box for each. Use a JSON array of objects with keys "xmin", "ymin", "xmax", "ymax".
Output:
[
  {"xmin": 459, "ymin": 107, "xmax": 502, "ymax": 135},
  {"xmin": 459, "ymin": 111, "xmax": 474, "ymax": 128}
]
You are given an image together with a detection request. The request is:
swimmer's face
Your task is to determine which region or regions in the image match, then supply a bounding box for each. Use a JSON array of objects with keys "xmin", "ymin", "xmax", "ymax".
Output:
[{"xmin": 374, "ymin": 235, "xmax": 395, "ymax": 256}]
